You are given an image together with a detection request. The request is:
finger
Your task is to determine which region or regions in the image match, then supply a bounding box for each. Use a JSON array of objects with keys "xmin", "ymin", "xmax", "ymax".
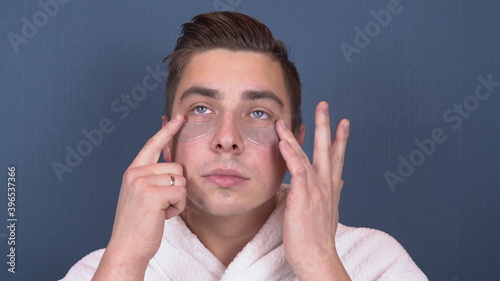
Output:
[
  {"xmin": 312, "ymin": 102, "xmax": 333, "ymax": 177},
  {"xmin": 331, "ymin": 119, "xmax": 350, "ymax": 183},
  {"xmin": 147, "ymin": 185, "xmax": 186, "ymax": 214},
  {"xmin": 126, "ymin": 163, "xmax": 183, "ymax": 178},
  {"xmin": 276, "ymin": 119, "xmax": 311, "ymax": 169},
  {"xmin": 279, "ymin": 139, "xmax": 308, "ymax": 194},
  {"xmin": 138, "ymin": 174, "xmax": 187, "ymax": 188},
  {"xmin": 130, "ymin": 114, "xmax": 184, "ymax": 168},
  {"xmin": 163, "ymin": 187, "xmax": 187, "ymax": 219}
]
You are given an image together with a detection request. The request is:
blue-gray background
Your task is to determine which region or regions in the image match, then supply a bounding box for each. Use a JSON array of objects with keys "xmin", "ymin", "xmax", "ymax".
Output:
[{"xmin": 1, "ymin": 0, "xmax": 499, "ymax": 280}]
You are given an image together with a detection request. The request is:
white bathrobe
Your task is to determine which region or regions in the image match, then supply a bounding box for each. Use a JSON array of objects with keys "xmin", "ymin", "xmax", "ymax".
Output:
[{"xmin": 61, "ymin": 186, "xmax": 427, "ymax": 280}]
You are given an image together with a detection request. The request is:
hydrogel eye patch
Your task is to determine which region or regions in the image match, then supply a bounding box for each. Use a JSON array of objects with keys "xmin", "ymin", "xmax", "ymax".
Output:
[
  {"xmin": 175, "ymin": 120, "xmax": 280, "ymax": 146},
  {"xmin": 243, "ymin": 126, "xmax": 279, "ymax": 146},
  {"xmin": 175, "ymin": 121, "xmax": 214, "ymax": 142}
]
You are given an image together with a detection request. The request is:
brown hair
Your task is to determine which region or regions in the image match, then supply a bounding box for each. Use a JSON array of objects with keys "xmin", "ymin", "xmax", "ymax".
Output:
[{"xmin": 163, "ymin": 12, "xmax": 302, "ymax": 132}]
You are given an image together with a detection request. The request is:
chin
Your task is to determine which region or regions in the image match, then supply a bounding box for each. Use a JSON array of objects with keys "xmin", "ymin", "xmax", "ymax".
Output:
[
  {"xmin": 186, "ymin": 190, "xmax": 273, "ymax": 218},
  {"xmin": 189, "ymin": 198, "xmax": 251, "ymax": 217}
]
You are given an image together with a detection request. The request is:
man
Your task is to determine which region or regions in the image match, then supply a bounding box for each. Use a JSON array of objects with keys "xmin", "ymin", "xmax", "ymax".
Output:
[{"xmin": 62, "ymin": 12, "xmax": 427, "ymax": 280}]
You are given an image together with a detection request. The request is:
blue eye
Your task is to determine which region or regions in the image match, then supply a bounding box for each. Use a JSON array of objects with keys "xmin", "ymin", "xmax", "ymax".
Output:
[
  {"xmin": 251, "ymin": 110, "xmax": 268, "ymax": 119},
  {"xmin": 193, "ymin": 106, "xmax": 212, "ymax": 114}
]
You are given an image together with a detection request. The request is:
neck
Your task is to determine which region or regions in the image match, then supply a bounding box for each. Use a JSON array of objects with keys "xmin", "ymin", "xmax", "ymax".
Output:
[{"xmin": 181, "ymin": 197, "xmax": 276, "ymax": 267}]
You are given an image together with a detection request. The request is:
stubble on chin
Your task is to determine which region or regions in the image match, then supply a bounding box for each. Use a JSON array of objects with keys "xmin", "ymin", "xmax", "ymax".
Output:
[{"xmin": 185, "ymin": 187, "xmax": 251, "ymax": 217}]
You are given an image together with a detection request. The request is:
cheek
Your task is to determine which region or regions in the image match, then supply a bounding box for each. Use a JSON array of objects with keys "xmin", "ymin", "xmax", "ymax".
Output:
[
  {"xmin": 254, "ymin": 146, "xmax": 287, "ymax": 178},
  {"xmin": 171, "ymin": 141, "xmax": 198, "ymax": 165}
]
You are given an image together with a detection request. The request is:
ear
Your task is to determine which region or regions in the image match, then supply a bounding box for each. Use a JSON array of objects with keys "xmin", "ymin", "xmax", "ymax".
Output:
[
  {"xmin": 161, "ymin": 115, "xmax": 173, "ymax": 162},
  {"xmin": 162, "ymin": 115, "xmax": 168, "ymax": 126},
  {"xmin": 294, "ymin": 124, "xmax": 306, "ymax": 146}
]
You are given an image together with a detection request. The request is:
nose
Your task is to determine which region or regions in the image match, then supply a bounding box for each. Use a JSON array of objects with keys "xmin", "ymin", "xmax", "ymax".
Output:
[{"xmin": 210, "ymin": 113, "xmax": 244, "ymax": 154}]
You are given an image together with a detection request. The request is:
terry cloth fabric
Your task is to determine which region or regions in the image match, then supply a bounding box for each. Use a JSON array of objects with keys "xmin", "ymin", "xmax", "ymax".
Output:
[{"xmin": 60, "ymin": 185, "xmax": 428, "ymax": 281}]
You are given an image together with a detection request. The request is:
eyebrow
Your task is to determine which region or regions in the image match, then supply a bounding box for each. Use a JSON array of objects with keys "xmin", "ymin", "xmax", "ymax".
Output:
[
  {"xmin": 179, "ymin": 86, "xmax": 285, "ymax": 113},
  {"xmin": 241, "ymin": 90, "xmax": 284, "ymax": 113},
  {"xmin": 179, "ymin": 86, "xmax": 222, "ymax": 103}
]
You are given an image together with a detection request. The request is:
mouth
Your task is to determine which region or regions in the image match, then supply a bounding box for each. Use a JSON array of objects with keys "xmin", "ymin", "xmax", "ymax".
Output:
[{"xmin": 203, "ymin": 168, "xmax": 249, "ymax": 187}]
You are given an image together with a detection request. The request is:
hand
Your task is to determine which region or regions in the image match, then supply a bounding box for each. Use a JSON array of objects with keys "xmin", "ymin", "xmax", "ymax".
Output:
[
  {"xmin": 277, "ymin": 102, "xmax": 351, "ymax": 280},
  {"xmin": 92, "ymin": 115, "xmax": 187, "ymax": 281}
]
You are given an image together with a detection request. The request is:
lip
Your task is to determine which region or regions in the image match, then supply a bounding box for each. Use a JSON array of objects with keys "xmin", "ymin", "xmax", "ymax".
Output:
[{"xmin": 203, "ymin": 168, "xmax": 249, "ymax": 187}]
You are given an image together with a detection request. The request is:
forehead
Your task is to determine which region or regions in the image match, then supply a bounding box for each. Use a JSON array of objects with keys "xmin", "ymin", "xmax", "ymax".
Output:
[{"xmin": 174, "ymin": 49, "xmax": 289, "ymax": 109}]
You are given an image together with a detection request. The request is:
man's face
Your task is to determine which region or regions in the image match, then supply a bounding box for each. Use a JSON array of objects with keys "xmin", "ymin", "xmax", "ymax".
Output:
[{"xmin": 166, "ymin": 49, "xmax": 295, "ymax": 217}]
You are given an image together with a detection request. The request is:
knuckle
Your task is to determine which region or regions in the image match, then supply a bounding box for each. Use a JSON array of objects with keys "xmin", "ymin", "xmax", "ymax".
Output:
[
  {"xmin": 123, "ymin": 167, "xmax": 140, "ymax": 182},
  {"xmin": 334, "ymin": 154, "xmax": 345, "ymax": 167},
  {"xmin": 291, "ymin": 166, "xmax": 307, "ymax": 177},
  {"xmin": 320, "ymin": 118, "xmax": 331, "ymax": 126},
  {"xmin": 298, "ymin": 152, "xmax": 309, "ymax": 163},
  {"xmin": 314, "ymin": 147, "xmax": 331, "ymax": 155},
  {"xmin": 177, "ymin": 177, "xmax": 187, "ymax": 188},
  {"xmin": 171, "ymin": 163, "xmax": 184, "ymax": 175}
]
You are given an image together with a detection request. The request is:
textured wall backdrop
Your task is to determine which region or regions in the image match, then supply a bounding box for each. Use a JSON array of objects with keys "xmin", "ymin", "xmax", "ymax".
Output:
[{"xmin": 1, "ymin": 1, "xmax": 499, "ymax": 280}]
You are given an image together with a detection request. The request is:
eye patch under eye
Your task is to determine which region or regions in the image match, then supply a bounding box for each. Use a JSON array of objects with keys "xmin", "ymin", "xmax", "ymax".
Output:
[
  {"xmin": 174, "ymin": 120, "xmax": 279, "ymax": 146},
  {"xmin": 243, "ymin": 126, "xmax": 279, "ymax": 146},
  {"xmin": 175, "ymin": 121, "xmax": 214, "ymax": 142}
]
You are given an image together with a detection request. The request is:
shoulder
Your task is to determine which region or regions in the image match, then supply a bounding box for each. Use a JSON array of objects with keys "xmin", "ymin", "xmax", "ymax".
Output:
[
  {"xmin": 335, "ymin": 224, "xmax": 428, "ymax": 281},
  {"xmin": 336, "ymin": 223, "xmax": 405, "ymax": 254},
  {"xmin": 59, "ymin": 249, "xmax": 105, "ymax": 281}
]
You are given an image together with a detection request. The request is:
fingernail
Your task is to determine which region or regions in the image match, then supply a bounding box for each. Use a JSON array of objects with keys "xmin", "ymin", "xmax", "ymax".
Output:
[
  {"xmin": 323, "ymin": 102, "xmax": 329, "ymax": 115},
  {"xmin": 343, "ymin": 121, "xmax": 350, "ymax": 132},
  {"xmin": 280, "ymin": 120, "xmax": 288, "ymax": 130}
]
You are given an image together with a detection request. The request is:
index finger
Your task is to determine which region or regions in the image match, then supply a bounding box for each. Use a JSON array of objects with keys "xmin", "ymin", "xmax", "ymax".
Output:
[{"xmin": 129, "ymin": 114, "xmax": 184, "ymax": 168}]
